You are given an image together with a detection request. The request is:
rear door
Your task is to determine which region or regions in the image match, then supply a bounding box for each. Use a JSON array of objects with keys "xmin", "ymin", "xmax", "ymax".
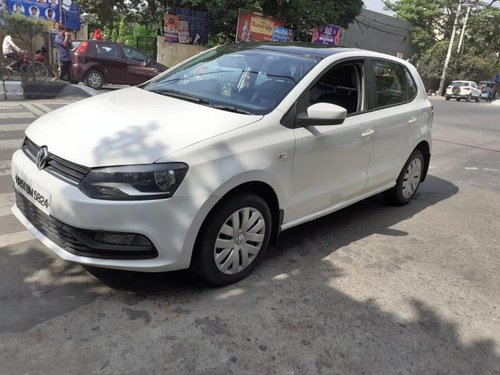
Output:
[
  {"xmin": 364, "ymin": 59, "xmax": 421, "ymax": 190},
  {"xmin": 95, "ymin": 43, "xmax": 128, "ymax": 84}
]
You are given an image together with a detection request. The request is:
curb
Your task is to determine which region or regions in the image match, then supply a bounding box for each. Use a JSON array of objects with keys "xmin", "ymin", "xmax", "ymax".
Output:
[{"xmin": 1, "ymin": 80, "xmax": 97, "ymax": 100}]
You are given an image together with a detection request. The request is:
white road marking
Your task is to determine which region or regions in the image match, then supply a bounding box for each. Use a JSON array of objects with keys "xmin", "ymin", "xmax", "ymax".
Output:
[
  {"xmin": 464, "ymin": 167, "xmax": 479, "ymax": 170},
  {"xmin": 32, "ymin": 103, "xmax": 54, "ymax": 113},
  {"xmin": 0, "ymin": 123, "xmax": 30, "ymax": 131},
  {"xmin": 0, "ymin": 231, "xmax": 34, "ymax": 248},
  {"xmin": 0, "ymin": 160, "xmax": 12, "ymax": 176},
  {"xmin": 22, "ymin": 103, "xmax": 45, "ymax": 117},
  {"xmin": 0, "ymin": 139, "xmax": 23, "ymax": 150},
  {"xmin": 483, "ymin": 168, "xmax": 499, "ymax": 172},
  {"xmin": 0, "ymin": 192, "xmax": 15, "ymax": 209},
  {"xmin": 0, "ymin": 112, "xmax": 35, "ymax": 119}
]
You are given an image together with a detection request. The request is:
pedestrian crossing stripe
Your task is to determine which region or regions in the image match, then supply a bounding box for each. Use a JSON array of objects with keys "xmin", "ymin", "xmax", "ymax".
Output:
[
  {"xmin": 0, "ymin": 230, "xmax": 34, "ymax": 248},
  {"xmin": 0, "ymin": 124, "xmax": 29, "ymax": 131}
]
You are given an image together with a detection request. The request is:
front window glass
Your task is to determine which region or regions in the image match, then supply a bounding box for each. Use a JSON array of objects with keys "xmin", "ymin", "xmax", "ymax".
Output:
[
  {"xmin": 124, "ymin": 47, "xmax": 147, "ymax": 62},
  {"xmin": 144, "ymin": 45, "xmax": 319, "ymax": 115}
]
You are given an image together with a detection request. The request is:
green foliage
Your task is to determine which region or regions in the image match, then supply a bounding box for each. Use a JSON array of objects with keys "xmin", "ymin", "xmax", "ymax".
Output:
[
  {"xmin": 1, "ymin": 13, "xmax": 50, "ymax": 52},
  {"xmin": 416, "ymin": 40, "xmax": 500, "ymax": 85},
  {"xmin": 385, "ymin": 0, "xmax": 500, "ymax": 86},
  {"xmin": 78, "ymin": 0, "xmax": 363, "ymax": 43}
]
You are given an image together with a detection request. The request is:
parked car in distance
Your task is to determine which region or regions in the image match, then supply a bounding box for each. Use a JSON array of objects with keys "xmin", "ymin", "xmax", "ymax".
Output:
[
  {"xmin": 479, "ymin": 81, "xmax": 497, "ymax": 101},
  {"xmin": 71, "ymin": 40, "xmax": 167, "ymax": 89},
  {"xmin": 11, "ymin": 44, "xmax": 432, "ymax": 285},
  {"xmin": 445, "ymin": 80, "xmax": 481, "ymax": 102}
]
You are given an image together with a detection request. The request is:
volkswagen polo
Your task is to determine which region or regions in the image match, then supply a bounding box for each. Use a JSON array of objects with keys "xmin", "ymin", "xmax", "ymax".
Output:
[{"xmin": 11, "ymin": 44, "xmax": 432, "ymax": 285}]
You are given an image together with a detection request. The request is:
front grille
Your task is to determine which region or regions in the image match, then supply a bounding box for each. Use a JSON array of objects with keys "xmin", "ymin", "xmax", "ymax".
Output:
[
  {"xmin": 22, "ymin": 137, "xmax": 90, "ymax": 185},
  {"xmin": 16, "ymin": 191, "xmax": 158, "ymax": 260}
]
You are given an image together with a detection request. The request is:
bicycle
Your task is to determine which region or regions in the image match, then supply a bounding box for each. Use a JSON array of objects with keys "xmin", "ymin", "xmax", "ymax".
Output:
[{"xmin": 1, "ymin": 52, "xmax": 49, "ymax": 81}]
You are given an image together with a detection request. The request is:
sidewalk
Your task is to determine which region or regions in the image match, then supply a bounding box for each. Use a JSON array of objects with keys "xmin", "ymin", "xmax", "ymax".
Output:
[{"xmin": 1, "ymin": 79, "xmax": 97, "ymax": 100}]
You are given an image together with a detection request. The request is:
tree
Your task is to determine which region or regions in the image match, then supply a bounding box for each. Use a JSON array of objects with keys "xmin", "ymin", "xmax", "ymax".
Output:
[
  {"xmin": 1, "ymin": 13, "xmax": 50, "ymax": 52},
  {"xmin": 383, "ymin": 0, "xmax": 500, "ymax": 88},
  {"xmin": 78, "ymin": 0, "xmax": 129, "ymax": 28},
  {"xmin": 182, "ymin": 0, "xmax": 363, "ymax": 42}
]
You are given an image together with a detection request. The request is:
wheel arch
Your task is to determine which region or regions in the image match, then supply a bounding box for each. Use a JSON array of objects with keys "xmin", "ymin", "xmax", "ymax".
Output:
[
  {"xmin": 415, "ymin": 141, "xmax": 431, "ymax": 182},
  {"xmin": 189, "ymin": 180, "xmax": 283, "ymax": 267}
]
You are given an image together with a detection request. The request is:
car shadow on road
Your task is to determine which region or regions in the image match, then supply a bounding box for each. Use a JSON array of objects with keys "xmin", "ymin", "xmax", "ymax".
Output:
[
  {"xmin": 85, "ymin": 174, "xmax": 458, "ymax": 294},
  {"xmin": 4, "ymin": 175, "xmax": 500, "ymax": 373}
]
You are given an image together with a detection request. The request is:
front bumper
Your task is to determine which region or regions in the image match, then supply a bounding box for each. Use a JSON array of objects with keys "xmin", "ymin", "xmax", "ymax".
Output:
[{"xmin": 11, "ymin": 149, "xmax": 204, "ymax": 272}]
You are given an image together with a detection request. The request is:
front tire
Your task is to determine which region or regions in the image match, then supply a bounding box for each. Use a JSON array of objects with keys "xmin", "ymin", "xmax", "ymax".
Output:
[
  {"xmin": 445, "ymin": 96, "xmax": 450, "ymax": 101},
  {"xmin": 84, "ymin": 70, "xmax": 104, "ymax": 89},
  {"xmin": 192, "ymin": 193, "xmax": 272, "ymax": 285},
  {"xmin": 384, "ymin": 149, "xmax": 424, "ymax": 206},
  {"xmin": 28, "ymin": 62, "xmax": 48, "ymax": 80}
]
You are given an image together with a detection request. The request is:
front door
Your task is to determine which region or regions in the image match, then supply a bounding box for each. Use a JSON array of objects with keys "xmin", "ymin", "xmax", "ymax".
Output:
[{"xmin": 286, "ymin": 60, "xmax": 375, "ymax": 222}]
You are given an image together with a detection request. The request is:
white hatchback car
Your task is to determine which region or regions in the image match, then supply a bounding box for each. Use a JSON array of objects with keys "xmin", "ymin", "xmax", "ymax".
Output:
[
  {"xmin": 445, "ymin": 80, "xmax": 481, "ymax": 102},
  {"xmin": 11, "ymin": 44, "xmax": 432, "ymax": 285}
]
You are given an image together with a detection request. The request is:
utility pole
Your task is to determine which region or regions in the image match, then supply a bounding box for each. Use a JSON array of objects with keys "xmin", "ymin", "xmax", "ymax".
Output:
[
  {"xmin": 438, "ymin": 2, "xmax": 462, "ymax": 96},
  {"xmin": 457, "ymin": 4, "xmax": 472, "ymax": 54}
]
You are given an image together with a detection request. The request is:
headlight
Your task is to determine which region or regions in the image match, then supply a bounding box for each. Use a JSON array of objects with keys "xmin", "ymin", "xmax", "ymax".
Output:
[{"xmin": 79, "ymin": 163, "xmax": 188, "ymax": 200}]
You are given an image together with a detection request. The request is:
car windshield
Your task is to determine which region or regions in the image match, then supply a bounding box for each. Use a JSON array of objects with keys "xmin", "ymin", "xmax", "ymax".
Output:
[{"xmin": 143, "ymin": 45, "xmax": 319, "ymax": 115}]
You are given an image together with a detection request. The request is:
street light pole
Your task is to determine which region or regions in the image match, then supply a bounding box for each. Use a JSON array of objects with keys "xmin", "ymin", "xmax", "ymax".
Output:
[
  {"xmin": 457, "ymin": 5, "xmax": 471, "ymax": 54},
  {"xmin": 438, "ymin": 3, "xmax": 462, "ymax": 96}
]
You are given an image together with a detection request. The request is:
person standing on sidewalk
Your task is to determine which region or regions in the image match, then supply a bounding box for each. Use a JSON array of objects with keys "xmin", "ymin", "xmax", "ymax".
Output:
[
  {"xmin": 55, "ymin": 25, "xmax": 72, "ymax": 81},
  {"xmin": 2, "ymin": 34, "xmax": 24, "ymax": 71}
]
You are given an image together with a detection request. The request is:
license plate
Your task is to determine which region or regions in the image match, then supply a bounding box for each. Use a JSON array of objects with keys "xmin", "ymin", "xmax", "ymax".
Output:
[{"xmin": 14, "ymin": 173, "xmax": 51, "ymax": 216}]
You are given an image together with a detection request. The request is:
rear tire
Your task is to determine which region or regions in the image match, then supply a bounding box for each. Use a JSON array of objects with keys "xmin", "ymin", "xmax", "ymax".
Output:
[
  {"xmin": 84, "ymin": 70, "xmax": 104, "ymax": 89},
  {"xmin": 445, "ymin": 96, "xmax": 450, "ymax": 101},
  {"xmin": 384, "ymin": 149, "xmax": 424, "ymax": 206},
  {"xmin": 192, "ymin": 193, "xmax": 272, "ymax": 286}
]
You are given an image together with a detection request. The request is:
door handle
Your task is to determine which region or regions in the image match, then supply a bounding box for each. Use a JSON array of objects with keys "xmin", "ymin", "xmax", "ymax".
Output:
[
  {"xmin": 408, "ymin": 118, "xmax": 417, "ymax": 126},
  {"xmin": 361, "ymin": 129, "xmax": 374, "ymax": 138}
]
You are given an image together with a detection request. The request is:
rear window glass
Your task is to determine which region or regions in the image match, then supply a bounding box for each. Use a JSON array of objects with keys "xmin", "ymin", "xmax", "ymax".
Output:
[
  {"xmin": 371, "ymin": 60, "xmax": 417, "ymax": 108},
  {"xmin": 97, "ymin": 45, "xmax": 120, "ymax": 57}
]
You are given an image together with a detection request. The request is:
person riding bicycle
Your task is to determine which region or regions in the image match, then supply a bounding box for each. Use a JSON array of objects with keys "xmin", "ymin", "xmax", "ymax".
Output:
[{"xmin": 2, "ymin": 34, "xmax": 24, "ymax": 71}]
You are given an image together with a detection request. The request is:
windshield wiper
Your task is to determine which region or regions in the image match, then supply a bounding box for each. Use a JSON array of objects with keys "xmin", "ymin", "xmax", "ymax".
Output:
[
  {"xmin": 206, "ymin": 104, "xmax": 254, "ymax": 115},
  {"xmin": 149, "ymin": 89, "xmax": 209, "ymax": 104}
]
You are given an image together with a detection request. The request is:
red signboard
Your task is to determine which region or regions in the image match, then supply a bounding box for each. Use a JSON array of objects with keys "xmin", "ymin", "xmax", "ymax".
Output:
[{"xmin": 236, "ymin": 9, "xmax": 285, "ymax": 43}]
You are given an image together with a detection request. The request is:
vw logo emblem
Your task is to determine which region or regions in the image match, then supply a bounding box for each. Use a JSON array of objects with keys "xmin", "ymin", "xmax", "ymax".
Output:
[{"xmin": 36, "ymin": 146, "xmax": 49, "ymax": 170}]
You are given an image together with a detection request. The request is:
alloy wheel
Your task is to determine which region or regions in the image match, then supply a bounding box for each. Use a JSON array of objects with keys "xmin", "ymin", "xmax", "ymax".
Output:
[{"xmin": 87, "ymin": 72, "xmax": 102, "ymax": 88}]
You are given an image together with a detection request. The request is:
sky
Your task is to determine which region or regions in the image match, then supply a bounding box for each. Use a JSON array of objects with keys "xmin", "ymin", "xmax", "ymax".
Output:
[{"xmin": 364, "ymin": 0, "xmax": 394, "ymax": 15}]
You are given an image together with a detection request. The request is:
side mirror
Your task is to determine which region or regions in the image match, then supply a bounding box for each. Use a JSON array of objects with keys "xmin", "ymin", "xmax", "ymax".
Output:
[{"xmin": 297, "ymin": 103, "xmax": 347, "ymax": 126}]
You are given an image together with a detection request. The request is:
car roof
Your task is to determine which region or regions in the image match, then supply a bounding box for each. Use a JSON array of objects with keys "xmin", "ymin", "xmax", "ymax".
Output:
[{"xmin": 218, "ymin": 42, "xmax": 360, "ymax": 60}]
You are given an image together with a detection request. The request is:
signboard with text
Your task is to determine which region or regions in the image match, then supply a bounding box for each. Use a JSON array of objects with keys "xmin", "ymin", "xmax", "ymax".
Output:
[
  {"xmin": 6, "ymin": 0, "xmax": 60, "ymax": 22},
  {"xmin": 311, "ymin": 24, "xmax": 341, "ymax": 45},
  {"xmin": 236, "ymin": 9, "xmax": 285, "ymax": 43},
  {"xmin": 163, "ymin": 8, "xmax": 210, "ymax": 45}
]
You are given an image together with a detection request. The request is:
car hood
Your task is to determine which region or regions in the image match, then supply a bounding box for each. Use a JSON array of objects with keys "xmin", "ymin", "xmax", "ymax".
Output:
[{"xmin": 26, "ymin": 87, "xmax": 262, "ymax": 167}]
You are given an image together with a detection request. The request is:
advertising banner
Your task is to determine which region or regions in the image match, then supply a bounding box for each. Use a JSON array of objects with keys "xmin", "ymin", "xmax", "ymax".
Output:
[
  {"xmin": 61, "ymin": 0, "xmax": 80, "ymax": 30},
  {"xmin": 311, "ymin": 24, "xmax": 341, "ymax": 45},
  {"xmin": 6, "ymin": 0, "xmax": 60, "ymax": 22},
  {"xmin": 236, "ymin": 9, "xmax": 285, "ymax": 43},
  {"xmin": 163, "ymin": 8, "xmax": 210, "ymax": 45},
  {"xmin": 272, "ymin": 26, "xmax": 289, "ymax": 42},
  {"xmin": 164, "ymin": 14, "xmax": 180, "ymax": 43}
]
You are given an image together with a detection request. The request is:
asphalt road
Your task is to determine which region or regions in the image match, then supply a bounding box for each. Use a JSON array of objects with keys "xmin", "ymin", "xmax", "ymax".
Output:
[{"xmin": 0, "ymin": 96, "xmax": 499, "ymax": 374}]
